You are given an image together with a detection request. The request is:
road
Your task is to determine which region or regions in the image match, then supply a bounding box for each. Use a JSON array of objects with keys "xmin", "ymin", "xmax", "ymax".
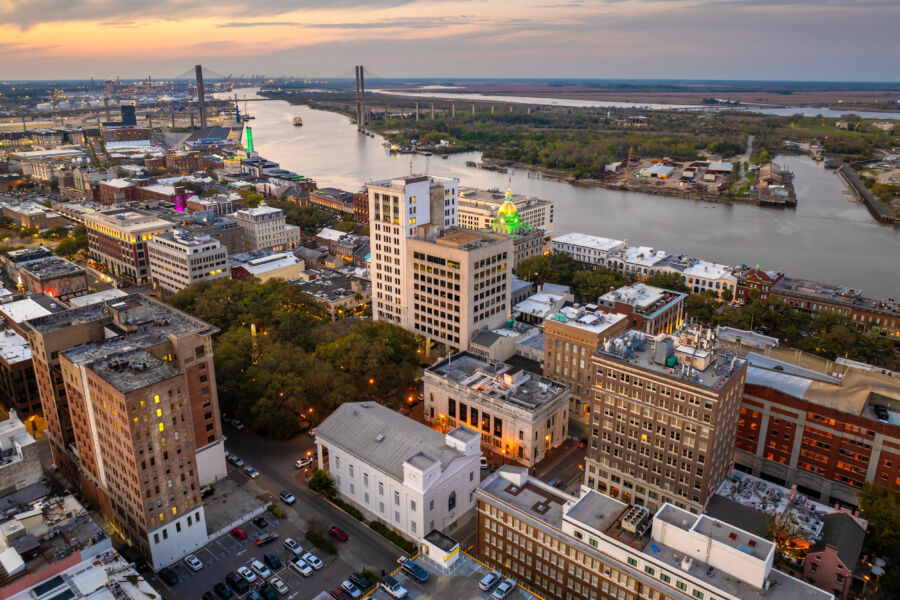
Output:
[{"xmin": 223, "ymin": 426, "xmax": 400, "ymax": 575}]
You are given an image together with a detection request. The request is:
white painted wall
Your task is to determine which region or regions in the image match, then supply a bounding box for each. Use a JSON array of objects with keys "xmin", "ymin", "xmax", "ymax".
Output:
[
  {"xmin": 148, "ymin": 506, "xmax": 209, "ymax": 569},
  {"xmin": 195, "ymin": 439, "xmax": 227, "ymax": 486}
]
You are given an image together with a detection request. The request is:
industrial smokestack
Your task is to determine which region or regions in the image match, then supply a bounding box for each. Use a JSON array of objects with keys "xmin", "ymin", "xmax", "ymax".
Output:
[{"xmin": 195, "ymin": 64, "xmax": 207, "ymax": 129}]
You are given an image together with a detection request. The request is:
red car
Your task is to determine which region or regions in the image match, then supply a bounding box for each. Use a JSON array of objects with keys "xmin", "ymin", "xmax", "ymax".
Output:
[
  {"xmin": 230, "ymin": 527, "xmax": 247, "ymax": 541},
  {"xmin": 328, "ymin": 526, "xmax": 349, "ymax": 542},
  {"xmin": 329, "ymin": 588, "xmax": 351, "ymax": 600}
]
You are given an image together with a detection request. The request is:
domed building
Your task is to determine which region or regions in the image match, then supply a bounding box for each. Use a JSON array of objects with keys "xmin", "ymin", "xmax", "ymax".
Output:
[{"xmin": 492, "ymin": 188, "xmax": 526, "ymax": 235}]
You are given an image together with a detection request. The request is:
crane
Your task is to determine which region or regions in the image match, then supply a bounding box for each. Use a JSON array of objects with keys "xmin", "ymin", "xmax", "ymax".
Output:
[{"xmin": 622, "ymin": 146, "xmax": 634, "ymax": 184}]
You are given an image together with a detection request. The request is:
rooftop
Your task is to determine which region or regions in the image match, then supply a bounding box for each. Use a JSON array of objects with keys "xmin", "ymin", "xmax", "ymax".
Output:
[
  {"xmin": 552, "ymin": 232, "xmax": 625, "ymax": 252},
  {"xmin": 315, "ymin": 402, "xmax": 476, "ymax": 481},
  {"xmin": 596, "ymin": 326, "xmax": 747, "ymax": 390},
  {"xmin": 547, "ymin": 305, "xmax": 628, "ymax": 335},
  {"xmin": 4, "ymin": 246, "xmax": 54, "ymax": 264},
  {"xmin": 619, "ymin": 245, "xmax": 669, "ymax": 267},
  {"xmin": 290, "ymin": 270, "xmax": 370, "ymax": 303},
  {"xmin": 99, "ymin": 178, "xmax": 133, "ymax": 189},
  {"xmin": 599, "ymin": 283, "xmax": 686, "ymax": 317},
  {"xmin": 230, "ymin": 251, "xmax": 301, "ymax": 275},
  {"xmin": 426, "ymin": 352, "xmax": 568, "ymax": 413},
  {"xmin": 479, "ymin": 467, "xmax": 575, "ymax": 528},
  {"xmin": 0, "ymin": 294, "xmax": 66, "ymax": 324},
  {"xmin": 429, "ymin": 227, "xmax": 507, "ymax": 251},
  {"xmin": 77, "ymin": 348, "xmax": 181, "ymax": 394},
  {"xmin": 683, "ymin": 260, "xmax": 736, "ymax": 281},
  {"xmin": 19, "ymin": 256, "xmax": 84, "ymax": 279},
  {"xmin": 773, "ymin": 276, "xmax": 897, "ymax": 315},
  {"xmin": 0, "ymin": 326, "xmax": 31, "ymax": 365},
  {"xmin": 67, "ymin": 289, "xmax": 128, "ymax": 308},
  {"xmin": 87, "ymin": 208, "xmax": 173, "ymax": 233},
  {"xmin": 458, "ymin": 187, "xmax": 552, "ymax": 209}
]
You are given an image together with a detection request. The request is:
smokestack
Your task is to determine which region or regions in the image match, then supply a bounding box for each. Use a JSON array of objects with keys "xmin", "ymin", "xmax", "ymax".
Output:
[
  {"xmin": 195, "ymin": 64, "xmax": 207, "ymax": 129},
  {"xmin": 359, "ymin": 65, "xmax": 366, "ymax": 129}
]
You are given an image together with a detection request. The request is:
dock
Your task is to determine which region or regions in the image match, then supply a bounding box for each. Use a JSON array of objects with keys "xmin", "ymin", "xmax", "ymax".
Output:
[{"xmin": 836, "ymin": 164, "xmax": 897, "ymax": 224}]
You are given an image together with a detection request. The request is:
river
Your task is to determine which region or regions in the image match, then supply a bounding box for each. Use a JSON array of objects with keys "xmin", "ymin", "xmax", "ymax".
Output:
[{"xmin": 228, "ymin": 89, "xmax": 900, "ymax": 298}]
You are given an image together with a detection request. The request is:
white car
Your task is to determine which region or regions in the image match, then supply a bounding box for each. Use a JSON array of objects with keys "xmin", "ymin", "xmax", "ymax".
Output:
[
  {"xmin": 492, "ymin": 578, "xmax": 516, "ymax": 599},
  {"xmin": 341, "ymin": 580, "xmax": 362, "ymax": 599},
  {"xmin": 301, "ymin": 552, "xmax": 323, "ymax": 570},
  {"xmin": 283, "ymin": 537, "xmax": 304, "ymax": 556},
  {"xmin": 237, "ymin": 566, "xmax": 257, "ymax": 584},
  {"xmin": 295, "ymin": 457, "xmax": 314, "ymax": 469},
  {"xmin": 250, "ymin": 559, "xmax": 272, "ymax": 579},
  {"xmin": 268, "ymin": 576, "xmax": 289, "ymax": 595},
  {"xmin": 289, "ymin": 557, "xmax": 313, "ymax": 577},
  {"xmin": 183, "ymin": 554, "xmax": 203, "ymax": 571}
]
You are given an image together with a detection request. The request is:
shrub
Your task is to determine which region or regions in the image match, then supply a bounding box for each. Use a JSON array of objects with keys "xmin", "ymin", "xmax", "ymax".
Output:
[
  {"xmin": 304, "ymin": 530, "xmax": 337, "ymax": 555},
  {"xmin": 267, "ymin": 504, "xmax": 285, "ymax": 518},
  {"xmin": 368, "ymin": 521, "xmax": 416, "ymax": 554},
  {"xmin": 333, "ymin": 498, "xmax": 364, "ymax": 521}
]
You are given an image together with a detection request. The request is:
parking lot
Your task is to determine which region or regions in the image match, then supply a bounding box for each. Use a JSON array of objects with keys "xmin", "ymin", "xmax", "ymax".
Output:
[
  {"xmin": 150, "ymin": 514, "xmax": 377, "ymax": 600},
  {"xmin": 368, "ymin": 554, "xmax": 539, "ymax": 600}
]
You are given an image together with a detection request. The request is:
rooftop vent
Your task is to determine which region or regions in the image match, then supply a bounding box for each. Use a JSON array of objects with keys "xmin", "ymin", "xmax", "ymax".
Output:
[{"xmin": 375, "ymin": 434, "xmax": 385, "ymax": 443}]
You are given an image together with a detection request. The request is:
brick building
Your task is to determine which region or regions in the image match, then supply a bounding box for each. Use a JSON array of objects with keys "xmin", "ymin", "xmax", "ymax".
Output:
[
  {"xmin": 306, "ymin": 187, "xmax": 355, "ymax": 215},
  {"xmin": 353, "ymin": 191, "xmax": 369, "ymax": 224},
  {"xmin": 98, "ymin": 179, "xmax": 136, "ymax": 205},
  {"xmin": 735, "ymin": 267, "xmax": 784, "ymax": 305},
  {"xmin": 85, "ymin": 209, "xmax": 173, "ymax": 284},
  {"xmin": 597, "ymin": 283, "xmax": 686, "ymax": 336},
  {"xmin": 587, "ymin": 326, "xmax": 748, "ymax": 513}
]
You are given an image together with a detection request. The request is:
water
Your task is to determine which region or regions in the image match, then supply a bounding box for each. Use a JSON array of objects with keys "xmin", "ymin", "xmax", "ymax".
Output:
[
  {"xmin": 370, "ymin": 89, "xmax": 900, "ymax": 120},
  {"xmin": 227, "ymin": 89, "xmax": 900, "ymax": 297}
]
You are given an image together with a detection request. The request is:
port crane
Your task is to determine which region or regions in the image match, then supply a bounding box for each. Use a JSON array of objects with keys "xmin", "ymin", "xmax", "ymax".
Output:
[{"xmin": 622, "ymin": 146, "xmax": 634, "ymax": 183}]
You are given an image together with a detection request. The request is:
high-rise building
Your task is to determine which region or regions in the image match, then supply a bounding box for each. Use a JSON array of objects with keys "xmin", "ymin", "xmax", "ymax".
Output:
[
  {"xmin": 147, "ymin": 230, "xmax": 230, "ymax": 295},
  {"xmin": 21, "ymin": 295, "xmax": 226, "ymax": 567},
  {"xmin": 587, "ymin": 326, "xmax": 747, "ymax": 513},
  {"xmin": 85, "ymin": 209, "xmax": 173, "ymax": 284}
]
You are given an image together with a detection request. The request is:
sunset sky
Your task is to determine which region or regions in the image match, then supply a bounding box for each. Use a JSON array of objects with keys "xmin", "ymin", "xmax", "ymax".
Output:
[{"xmin": 1, "ymin": 0, "xmax": 897, "ymax": 81}]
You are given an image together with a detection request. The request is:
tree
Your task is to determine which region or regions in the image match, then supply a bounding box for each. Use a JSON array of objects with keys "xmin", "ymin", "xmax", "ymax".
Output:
[
  {"xmin": 515, "ymin": 253, "xmax": 580, "ymax": 288},
  {"xmin": 309, "ymin": 470, "xmax": 336, "ymax": 497},
  {"xmin": 571, "ymin": 268, "xmax": 629, "ymax": 303},
  {"xmin": 721, "ymin": 288, "xmax": 734, "ymax": 304},
  {"xmin": 644, "ymin": 272, "xmax": 690, "ymax": 293}
]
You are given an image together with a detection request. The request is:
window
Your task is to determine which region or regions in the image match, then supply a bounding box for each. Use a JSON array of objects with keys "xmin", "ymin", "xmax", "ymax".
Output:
[
  {"xmin": 448, "ymin": 491, "xmax": 456, "ymax": 511},
  {"xmin": 429, "ymin": 499, "xmax": 434, "ymax": 510},
  {"xmin": 645, "ymin": 566, "xmax": 655, "ymax": 575},
  {"xmin": 411, "ymin": 500, "xmax": 416, "ymax": 511},
  {"xmin": 660, "ymin": 573, "xmax": 671, "ymax": 583},
  {"xmin": 379, "ymin": 482, "xmax": 384, "ymax": 495},
  {"xmin": 394, "ymin": 491, "xmax": 400, "ymax": 505},
  {"xmin": 627, "ymin": 557, "xmax": 638, "ymax": 567},
  {"xmin": 676, "ymin": 581, "xmax": 688, "ymax": 591}
]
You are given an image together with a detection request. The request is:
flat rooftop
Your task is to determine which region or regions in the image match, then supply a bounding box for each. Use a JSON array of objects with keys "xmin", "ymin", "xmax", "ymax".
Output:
[
  {"xmin": 0, "ymin": 294, "xmax": 67, "ymax": 324},
  {"xmin": 69, "ymin": 347, "xmax": 181, "ymax": 393},
  {"xmin": 430, "ymin": 227, "xmax": 506, "ymax": 251},
  {"xmin": 427, "ymin": 352, "xmax": 568, "ymax": 412},
  {"xmin": 564, "ymin": 487, "xmax": 628, "ymax": 533},
  {"xmin": 291, "ymin": 271, "xmax": 370, "ymax": 303},
  {"xmin": 774, "ymin": 276, "xmax": 897, "ymax": 314},
  {"xmin": 547, "ymin": 305, "xmax": 628, "ymax": 335},
  {"xmin": 599, "ymin": 283, "xmax": 686, "ymax": 318},
  {"xmin": 87, "ymin": 208, "xmax": 172, "ymax": 232},
  {"xmin": 458, "ymin": 187, "xmax": 552, "ymax": 209},
  {"xmin": 19, "ymin": 256, "xmax": 84, "ymax": 279},
  {"xmin": 596, "ymin": 327, "xmax": 746, "ymax": 390},
  {"xmin": 478, "ymin": 467, "xmax": 574, "ymax": 528},
  {"xmin": 67, "ymin": 289, "xmax": 128, "ymax": 308},
  {"xmin": 552, "ymin": 232, "xmax": 624, "ymax": 252},
  {"xmin": 0, "ymin": 326, "xmax": 31, "ymax": 365}
]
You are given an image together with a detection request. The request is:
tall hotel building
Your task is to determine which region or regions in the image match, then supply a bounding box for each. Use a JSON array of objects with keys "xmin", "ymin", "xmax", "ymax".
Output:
[
  {"xmin": 369, "ymin": 175, "xmax": 513, "ymax": 349},
  {"xmin": 587, "ymin": 326, "xmax": 747, "ymax": 514},
  {"xmin": 22, "ymin": 294, "xmax": 226, "ymax": 568}
]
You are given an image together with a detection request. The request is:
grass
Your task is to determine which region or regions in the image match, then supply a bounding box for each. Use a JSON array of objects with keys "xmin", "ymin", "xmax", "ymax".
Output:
[
  {"xmin": 304, "ymin": 530, "xmax": 337, "ymax": 555},
  {"xmin": 368, "ymin": 521, "xmax": 416, "ymax": 554}
]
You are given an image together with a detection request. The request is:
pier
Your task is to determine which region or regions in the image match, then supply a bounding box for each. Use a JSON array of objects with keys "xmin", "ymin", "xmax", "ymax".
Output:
[{"xmin": 836, "ymin": 164, "xmax": 897, "ymax": 224}]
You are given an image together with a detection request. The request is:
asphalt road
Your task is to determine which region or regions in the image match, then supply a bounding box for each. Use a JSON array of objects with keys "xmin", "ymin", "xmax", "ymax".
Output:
[{"xmin": 223, "ymin": 425, "xmax": 402, "ymax": 576}]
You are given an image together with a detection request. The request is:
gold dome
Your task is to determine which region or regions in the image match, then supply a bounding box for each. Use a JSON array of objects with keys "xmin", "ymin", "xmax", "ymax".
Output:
[{"xmin": 497, "ymin": 199, "xmax": 517, "ymax": 219}]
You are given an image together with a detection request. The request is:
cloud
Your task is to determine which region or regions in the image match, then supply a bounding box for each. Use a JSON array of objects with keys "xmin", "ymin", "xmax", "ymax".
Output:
[
  {"xmin": 217, "ymin": 21, "xmax": 300, "ymax": 28},
  {"xmin": 307, "ymin": 16, "xmax": 477, "ymax": 29}
]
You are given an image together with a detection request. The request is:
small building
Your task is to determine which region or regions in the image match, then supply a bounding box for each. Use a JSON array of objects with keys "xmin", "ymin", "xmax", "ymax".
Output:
[
  {"xmin": 0, "ymin": 410, "xmax": 42, "ymax": 496},
  {"xmin": 551, "ymin": 232, "xmax": 625, "ymax": 268},
  {"xmin": 735, "ymin": 266, "xmax": 784, "ymax": 305},
  {"xmin": 315, "ymin": 402, "xmax": 481, "ymax": 543},
  {"xmin": 597, "ymin": 283, "xmax": 686, "ymax": 335},
  {"xmin": 230, "ymin": 249, "xmax": 306, "ymax": 282},
  {"xmin": 2, "ymin": 248, "xmax": 88, "ymax": 302},
  {"xmin": 706, "ymin": 162, "xmax": 734, "ymax": 174},
  {"xmin": 638, "ymin": 164, "xmax": 675, "ymax": 179},
  {"xmin": 424, "ymin": 352, "xmax": 571, "ymax": 466},
  {"xmin": 290, "ymin": 269, "xmax": 371, "ymax": 320},
  {"xmin": 512, "ymin": 283, "xmax": 573, "ymax": 325}
]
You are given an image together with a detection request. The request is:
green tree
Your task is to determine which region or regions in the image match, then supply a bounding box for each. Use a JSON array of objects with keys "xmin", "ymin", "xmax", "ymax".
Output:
[
  {"xmin": 515, "ymin": 253, "xmax": 580, "ymax": 288},
  {"xmin": 571, "ymin": 268, "xmax": 630, "ymax": 303},
  {"xmin": 644, "ymin": 272, "xmax": 690, "ymax": 293},
  {"xmin": 308, "ymin": 470, "xmax": 336, "ymax": 497}
]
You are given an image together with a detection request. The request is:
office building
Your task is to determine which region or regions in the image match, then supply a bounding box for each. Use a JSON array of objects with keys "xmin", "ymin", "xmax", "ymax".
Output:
[
  {"xmin": 147, "ymin": 230, "xmax": 230, "ymax": 295},
  {"xmin": 84, "ymin": 209, "xmax": 173, "ymax": 284},
  {"xmin": 424, "ymin": 352, "xmax": 570, "ymax": 466},
  {"xmin": 477, "ymin": 467, "xmax": 831, "ymax": 600},
  {"xmin": 552, "ymin": 233, "xmax": 625, "ymax": 269},
  {"xmin": 543, "ymin": 305, "xmax": 629, "ymax": 417},
  {"xmin": 734, "ymin": 350, "xmax": 900, "ymax": 507},
  {"xmin": 21, "ymin": 295, "xmax": 226, "ymax": 567},
  {"xmin": 315, "ymin": 402, "xmax": 481, "ymax": 543},
  {"xmin": 458, "ymin": 187, "xmax": 554, "ymax": 232},
  {"xmin": 98, "ymin": 179, "xmax": 136, "ymax": 205},
  {"xmin": 597, "ymin": 284, "xmax": 686, "ymax": 336},
  {"xmin": 234, "ymin": 204, "xmax": 301, "ymax": 251},
  {"xmin": 0, "ymin": 410, "xmax": 42, "ymax": 496},
  {"xmin": 588, "ymin": 326, "xmax": 748, "ymax": 513}
]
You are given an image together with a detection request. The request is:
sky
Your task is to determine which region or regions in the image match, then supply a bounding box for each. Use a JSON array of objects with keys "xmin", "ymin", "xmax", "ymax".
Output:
[{"xmin": 1, "ymin": 0, "xmax": 898, "ymax": 81}]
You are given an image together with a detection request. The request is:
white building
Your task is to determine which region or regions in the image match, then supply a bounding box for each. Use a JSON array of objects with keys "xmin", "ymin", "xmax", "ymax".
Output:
[
  {"xmin": 457, "ymin": 187, "xmax": 554, "ymax": 232},
  {"xmin": 551, "ymin": 233, "xmax": 625, "ymax": 268},
  {"xmin": 681, "ymin": 260, "xmax": 737, "ymax": 298},
  {"xmin": 367, "ymin": 174, "xmax": 458, "ymax": 327},
  {"xmin": 234, "ymin": 204, "xmax": 300, "ymax": 251},
  {"xmin": 315, "ymin": 402, "xmax": 481, "ymax": 542},
  {"xmin": 147, "ymin": 230, "xmax": 230, "ymax": 294},
  {"xmin": 423, "ymin": 353, "xmax": 571, "ymax": 466},
  {"xmin": 607, "ymin": 246, "xmax": 669, "ymax": 281}
]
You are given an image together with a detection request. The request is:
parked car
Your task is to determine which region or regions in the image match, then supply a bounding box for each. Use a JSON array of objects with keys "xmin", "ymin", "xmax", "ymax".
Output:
[
  {"xmin": 253, "ymin": 517, "xmax": 269, "ymax": 529},
  {"xmin": 259, "ymin": 585, "xmax": 277, "ymax": 600},
  {"xmin": 301, "ymin": 552, "xmax": 323, "ymax": 569},
  {"xmin": 283, "ymin": 537, "xmax": 303, "ymax": 555},
  {"xmin": 349, "ymin": 572, "xmax": 371, "ymax": 590},
  {"xmin": 341, "ymin": 580, "xmax": 362, "ymax": 598},
  {"xmin": 874, "ymin": 404, "xmax": 890, "ymax": 421},
  {"xmin": 250, "ymin": 559, "xmax": 272, "ymax": 579},
  {"xmin": 268, "ymin": 577, "xmax": 289, "ymax": 596},
  {"xmin": 256, "ymin": 532, "xmax": 279, "ymax": 546},
  {"xmin": 246, "ymin": 593, "xmax": 263, "ymax": 600},
  {"xmin": 202, "ymin": 591, "xmax": 217, "ymax": 600},
  {"xmin": 289, "ymin": 557, "xmax": 313, "ymax": 577},
  {"xmin": 227, "ymin": 455, "xmax": 244, "ymax": 467},
  {"xmin": 237, "ymin": 566, "xmax": 257, "ymax": 584},
  {"xmin": 226, "ymin": 572, "xmax": 250, "ymax": 594},
  {"xmin": 397, "ymin": 557, "xmax": 428, "ymax": 583},
  {"xmin": 379, "ymin": 575, "xmax": 408, "ymax": 599},
  {"xmin": 329, "ymin": 588, "xmax": 351, "ymax": 600},
  {"xmin": 213, "ymin": 582, "xmax": 234, "ymax": 599},
  {"xmin": 480, "ymin": 456, "xmax": 488, "ymax": 469},
  {"xmin": 183, "ymin": 554, "xmax": 203, "ymax": 571},
  {"xmin": 158, "ymin": 567, "xmax": 179, "ymax": 586},
  {"xmin": 264, "ymin": 552, "xmax": 282, "ymax": 570},
  {"xmin": 295, "ymin": 457, "xmax": 314, "ymax": 469},
  {"xmin": 328, "ymin": 525, "xmax": 348, "ymax": 541},
  {"xmin": 492, "ymin": 578, "xmax": 516, "ymax": 599},
  {"xmin": 478, "ymin": 570, "xmax": 501, "ymax": 591},
  {"xmin": 244, "ymin": 466, "xmax": 260, "ymax": 478},
  {"xmin": 279, "ymin": 490, "xmax": 296, "ymax": 504},
  {"xmin": 231, "ymin": 419, "xmax": 245, "ymax": 430},
  {"xmin": 230, "ymin": 527, "xmax": 248, "ymax": 540}
]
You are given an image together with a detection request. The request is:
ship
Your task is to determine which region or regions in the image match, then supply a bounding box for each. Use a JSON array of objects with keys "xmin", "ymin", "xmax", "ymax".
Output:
[{"xmin": 293, "ymin": 116, "xmax": 303, "ymax": 126}]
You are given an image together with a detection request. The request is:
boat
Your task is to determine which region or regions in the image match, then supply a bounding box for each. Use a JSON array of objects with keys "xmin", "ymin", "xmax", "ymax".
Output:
[{"xmin": 293, "ymin": 116, "xmax": 303, "ymax": 126}]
